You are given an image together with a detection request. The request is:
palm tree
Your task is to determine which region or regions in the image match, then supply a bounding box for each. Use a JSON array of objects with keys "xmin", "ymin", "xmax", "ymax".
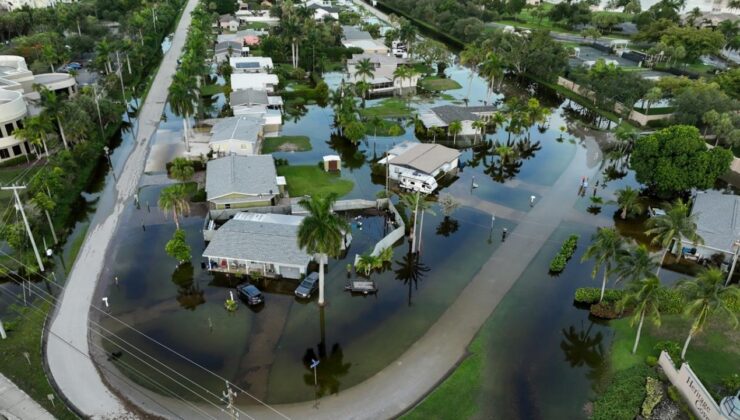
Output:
[
  {"xmin": 459, "ymin": 44, "xmax": 483, "ymax": 102},
  {"xmin": 615, "ymin": 243, "xmax": 658, "ymax": 284},
  {"xmin": 158, "ymin": 184, "xmax": 191, "ymax": 230},
  {"xmin": 617, "ymin": 276, "xmax": 662, "ymax": 354},
  {"xmin": 392, "ymin": 65, "xmax": 415, "ymax": 96},
  {"xmin": 170, "ymin": 157, "xmax": 194, "ymax": 182},
  {"xmin": 471, "ymin": 119, "xmax": 486, "ymax": 142},
  {"xmin": 645, "ymin": 198, "xmax": 702, "ymax": 277},
  {"xmin": 168, "ymin": 72, "xmax": 199, "ymax": 152},
  {"xmin": 400, "ymin": 192, "xmax": 435, "ymax": 254},
  {"xmin": 14, "ymin": 114, "xmax": 52, "ymax": 158},
  {"xmin": 610, "ymin": 186, "xmax": 645, "ymax": 219},
  {"xmin": 677, "ymin": 268, "xmax": 740, "ymax": 359},
  {"xmin": 354, "ymin": 58, "xmax": 375, "ymax": 83},
  {"xmin": 31, "ymin": 191, "xmax": 58, "ymax": 244},
  {"xmin": 479, "ymin": 52, "xmax": 504, "ymax": 100},
  {"xmin": 642, "ymin": 87, "xmax": 662, "ymax": 115},
  {"xmin": 448, "ymin": 120, "xmax": 462, "ymax": 145},
  {"xmin": 297, "ymin": 194, "xmax": 349, "ymax": 306},
  {"xmin": 35, "ymin": 86, "xmax": 69, "ymax": 150},
  {"xmin": 581, "ymin": 227, "xmax": 626, "ymax": 302}
]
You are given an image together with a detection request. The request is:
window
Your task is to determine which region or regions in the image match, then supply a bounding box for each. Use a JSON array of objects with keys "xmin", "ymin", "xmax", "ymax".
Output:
[
  {"xmin": 225, "ymin": 203, "xmax": 231, "ymax": 209},
  {"xmin": 0, "ymin": 149, "xmax": 9, "ymax": 159},
  {"xmin": 16, "ymin": 120, "xmax": 22, "ymax": 129},
  {"xmin": 5, "ymin": 123, "xmax": 14, "ymax": 137},
  {"xmin": 24, "ymin": 142, "xmax": 31, "ymax": 154},
  {"xmin": 11, "ymin": 145, "xmax": 22, "ymax": 156}
]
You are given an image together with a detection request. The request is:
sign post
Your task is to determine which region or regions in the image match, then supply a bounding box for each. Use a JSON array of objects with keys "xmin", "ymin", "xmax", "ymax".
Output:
[{"xmin": 310, "ymin": 359, "xmax": 320, "ymax": 387}]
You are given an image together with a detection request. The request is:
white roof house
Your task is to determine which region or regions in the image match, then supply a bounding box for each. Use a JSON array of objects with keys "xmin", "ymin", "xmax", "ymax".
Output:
[
  {"xmin": 229, "ymin": 56, "xmax": 274, "ymax": 73},
  {"xmin": 419, "ymin": 105, "xmax": 497, "ymax": 136},
  {"xmin": 307, "ymin": 4, "xmax": 339, "ymax": 20},
  {"xmin": 209, "ymin": 115, "xmax": 264, "ymax": 156},
  {"xmin": 380, "ymin": 141, "xmax": 460, "ymax": 194},
  {"xmin": 341, "ymin": 39, "xmax": 389, "ymax": 55},
  {"xmin": 229, "ymin": 89, "xmax": 283, "ymax": 128},
  {"xmin": 203, "ymin": 212, "xmax": 311, "ymax": 279},
  {"xmin": 230, "ymin": 73, "xmax": 279, "ymax": 93},
  {"xmin": 346, "ymin": 53, "xmax": 416, "ymax": 93},
  {"xmin": 680, "ymin": 191, "xmax": 740, "ymax": 259}
]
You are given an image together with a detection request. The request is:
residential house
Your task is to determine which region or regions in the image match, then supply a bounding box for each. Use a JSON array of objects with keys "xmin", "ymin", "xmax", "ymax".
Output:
[
  {"xmin": 214, "ymin": 41, "xmax": 245, "ymax": 63},
  {"xmin": 341, "ymin": 25, "xmax": 388, "ymax": 54},
  {"xmin": 230, "ymin": 73, "xmax": 279, "ymax": 93},
  {"xmin": 209, "ymin": 115, "xmax": 264, "ymax": 156},
  {"xmin": 680, "ymin": 191, "xmax": 740, "ymax": 263},
  {"xmin": 419, "ymin": 105, "xmax": 496, "ymax": 137},
  {"xmin": 229, "ymin": 88, "xmax": 283, "ymax": 130},
  {"xmin": 347, "ymin": 53, "xmax": 417, "ymax": 94},
  {"xmin": 205, "ymin": 154, "xmax": 284, "ymax": 212},
  {"xmin": 236, "ymin": 9, "xmax": 279, "ymax": 26},
  {"xmin": 218, "ymin": 14, "xmax": 239, "ymax": 32},
  {"xmin": 380, "ymin": 141, "xmax": 460, "ymax": 194},
  {"xmin": 203, "ymin": 212, "xmax": 311, "ymax": 279},
  {"xmin": 307, "ymin": 3, "xmax": 339, "ymax": 20},
  {"xmin": 0, "ymin": 0, "xmax": 71, "ymax": 10},
  {"xmin": 229, "ymin": 56, "xmax": 274, "ymax": 73}
]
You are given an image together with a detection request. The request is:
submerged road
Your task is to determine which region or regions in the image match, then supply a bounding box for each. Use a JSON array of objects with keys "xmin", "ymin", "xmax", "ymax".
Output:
[{"xmin": 44, "ymin": 0, "xmax": 199, "ymax": 417}]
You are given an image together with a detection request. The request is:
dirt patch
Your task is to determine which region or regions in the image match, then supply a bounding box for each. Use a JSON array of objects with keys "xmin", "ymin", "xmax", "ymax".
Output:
[{"xmin": 278, "ymin": 142, "xmax": 301, "ymax": 152}]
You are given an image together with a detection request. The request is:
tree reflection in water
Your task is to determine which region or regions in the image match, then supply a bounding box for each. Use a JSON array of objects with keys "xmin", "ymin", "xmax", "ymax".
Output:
[
  {"xmin": 326, "ymin": 134, "xmax": 367, "ymax": 171},
  {"xmin": 560, "ymin": 321, "xmax": 608, "ymax": 388},
  {"xmin": 471, "ymin": 138, "xmax": 541, "ymax": 184},
  {"xmin": 436, "ymin": 216, "xmax": 459, "ymax": 237},
  {"xmin": 302, "ymin": 308, "xmax": 352, "ymax": 398},
  {"xmin": 394, "ymin": 251, "xmax": 431, "ymax": 306},
  {"xmin": 170, "ymin": 263, "xmax": 205, "ymax": 310}
]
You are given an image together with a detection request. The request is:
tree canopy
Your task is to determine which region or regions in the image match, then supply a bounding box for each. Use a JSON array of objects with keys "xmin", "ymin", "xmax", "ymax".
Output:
[{"xmin": 630, "ymin": 125, "xmax": 732, "ymax": 196}]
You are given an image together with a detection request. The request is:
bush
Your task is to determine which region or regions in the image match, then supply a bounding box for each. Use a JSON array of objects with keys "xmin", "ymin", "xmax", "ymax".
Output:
[
  {"xmin": 641, "ymin": 377, "xmax": 664, "ymax": 417},
  {"xmin": 592, "ymin": 364, "xmax": 650, "ymax": 420},
  {"xmin": 655, "ymin": 287, "xmax": 685, "ymax": 314},
  {"xmin": 590, "ymin": 301, "xmax": 621, "ymax": 319},
  {"xmin": 646, "ymin": 355, "xmax": 658, "ymax": 367},
  {"xmin": 722, "ymin": 373, "xmax": 740, "ymax": 394},
  {"xmin": 574, "ymin": 288, "xmax": 624, "ymax": 304},
  {"xmin": 653, "ymin": 341, "xmax": 681, "ymax": 362},
  {"xmin": 724, "ymin": 293, "xmax": 740, "ymax": 314},
  {"xmin": 549, "ymin": 234, "xmax": 579, "ymax": 273},
  {"xmin": 191, "ymin": 188, "xmax": 206, "ymax": 202}
]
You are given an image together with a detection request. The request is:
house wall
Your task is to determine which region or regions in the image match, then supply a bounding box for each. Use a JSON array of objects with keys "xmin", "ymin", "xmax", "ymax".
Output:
[
  {"xmin": 210, "ymin": 139, "xmax": 257, "ymax": 156},
  {"xmin": 206, "ymin": 257, "xmax": 306, "ymax": 279},
  {"xmin": 209, "ymin": 193, "xmax": 275, "ymax": 210}
]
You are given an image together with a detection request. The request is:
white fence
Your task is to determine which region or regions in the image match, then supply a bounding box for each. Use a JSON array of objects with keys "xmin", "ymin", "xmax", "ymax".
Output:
[{"xmin": 353, "ymin": 199, "xmax": 406, "ymax": 264}]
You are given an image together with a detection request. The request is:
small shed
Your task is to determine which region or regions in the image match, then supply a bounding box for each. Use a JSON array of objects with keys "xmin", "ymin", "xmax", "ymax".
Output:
[{"xmin": 323, "ymin": 155, "xmax": 341, "ymax": 172}]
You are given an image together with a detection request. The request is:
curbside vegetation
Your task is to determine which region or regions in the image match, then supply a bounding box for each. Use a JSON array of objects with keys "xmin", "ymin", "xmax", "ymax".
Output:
[{"xmin": 548, "ymin": 234, "xmax": 579, "ymax": 273}]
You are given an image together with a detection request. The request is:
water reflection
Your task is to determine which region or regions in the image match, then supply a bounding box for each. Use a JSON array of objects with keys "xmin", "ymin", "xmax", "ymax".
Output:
[
  {"xmin": 394, "ymin": 251, "xmax": 431, "ymax": 306},
  {"xmin": 171, "ymin": 263, "xmax": 205, "ymax": 311},
  {"xmin": 436, "ymin": 216, "xmax": 460, "ymax": 237},
  {"xmin": 560, "ymin": 321, "xmax": 608, "ymax": 386},
  {"xmin": 326, "ymin": 134, "xmax": 367, "ymax": 171},
  {"xmin": 302, "ymin": 308, "xmax": 352, "ymax": 398}
]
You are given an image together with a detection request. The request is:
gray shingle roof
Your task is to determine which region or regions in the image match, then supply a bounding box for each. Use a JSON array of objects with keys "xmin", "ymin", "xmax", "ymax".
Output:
[
  {"xmin": 389, "ymin": 142, "xmax": 460, "ymax": 175},
  {"xmin": 347, "ymin": 53, "xmax": 407, "ymax": 66},
  {"xmin": 203, "ymin": 213, "xmax": 312, "ymax": 267},
  {"xmin": 210, "ymin": 115, "xmax": 262, "ymax": 143},
  {"xmin": 430, "ymin": 105, "xmax": 496, "ymax": 125},
  {"xmin": 206, "ymin": 155, "xmax": 278, "ymax": 200},
  {"xmin": 229, "ymin": 88, "xmax": 269, "ymax": 107},
  {"xmin": 341, "ymin": 25, "xmax": 373, "ymax": 41},
  {"xmin": 689, "ymin": 191, "xmax": 740, "ymax": 253}
]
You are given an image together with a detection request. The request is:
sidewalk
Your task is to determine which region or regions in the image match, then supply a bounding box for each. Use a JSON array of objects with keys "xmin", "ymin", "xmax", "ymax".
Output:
[{"xmin": 0, "ymin": 374, "xmax": 54, "ymax": 420}]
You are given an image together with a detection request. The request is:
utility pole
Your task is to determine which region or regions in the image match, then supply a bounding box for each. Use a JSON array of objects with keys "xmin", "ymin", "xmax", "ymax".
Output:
[
  {"xmin": 115, "ymin": 51, "xmax": 127, "ymax": 119},
  {"xmin": 92, "ymin": 84, "xmax": 105, "ymax": 138},
  {"xmin": 2, "ymin": 185, "xmax": 44, "ymax": 272},
  {"xmin": 222, "ymin": 381, "xmax": 238, "ymax": 419}
]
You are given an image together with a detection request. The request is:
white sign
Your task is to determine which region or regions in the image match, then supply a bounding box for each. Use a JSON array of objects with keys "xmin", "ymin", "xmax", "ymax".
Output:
[{"xmin": 658, "ymin": 351, "xmax": 726, "ymax": 420}]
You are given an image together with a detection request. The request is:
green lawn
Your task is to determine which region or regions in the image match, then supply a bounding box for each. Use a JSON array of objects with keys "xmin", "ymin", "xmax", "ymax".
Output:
[
  {"xmin": 244, "ymin": 22, "xmax": 270, "ymax": 30},
  {"xmin": 261, "ymin": 136, "xmax": 312, "ymax": 154},
  {"xmin": 363, "ymin": 119, "xmax": 406, "ymax": 137},
  {"xmin": 0, "ymin": 302, "xmax": 77, "ymax": 419},
  {"xmin": 199, "ymin": 83, "xmax": 225, "ymax": 96},
  {"xmin": 65, "ymin": 223, "xmax": 90, "ymax": 275},
  {"xmin": 610, "ymin": 316, "xmax": 739, "ymax": 389},
  {"xmin": 401, "ymin": 328, "xmax": 487, "ymax": 419},
  {"xmin": 359, "ymin": 98, "xmax": 412, "ymax": 118},
  {"xmin": 420, "ymin": 76, "xmax": 462, "ymax": 92},
  {"xmin": 276, "ymin": 165, "xmax": 354, "ymax": 197},
  {"xmin": 0, "ymin": 160, "xmax": 42, "ymax": 201}
]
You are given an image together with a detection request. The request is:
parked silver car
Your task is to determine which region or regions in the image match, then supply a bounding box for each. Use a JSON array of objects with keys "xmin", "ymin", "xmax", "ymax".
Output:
[{"xmin": 294, "ymin": 272, "xmax": 319, "ymax": 298}]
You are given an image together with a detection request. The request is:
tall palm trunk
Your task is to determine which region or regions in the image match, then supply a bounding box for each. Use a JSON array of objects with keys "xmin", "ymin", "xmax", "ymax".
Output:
[
  {"xmin": 656, "ymin": 247, "xmax": 669, "ymax": 278},
  {"xmin": 45, "ymin": 209, "xmax": 58, "ymax": 244},
  {"xmin": 318, "ymin": 254, "xmax": 326, "ymax": 306},
  {"xmin": 411, "ymin": 193, "xmax": 419, "ymax": 253},
  {"xmin": 173, "ymin": 208, "xmax": 180, "ymax": 230},
  {"xmin": 418, "ymin": 208, "xmax": 425, "ymax": 254},
  {"xmin": 58, "ymin": 119, "xmax": 69, "ymax": 150},
  {"xmin": 632, "ymin": 310, "xmax": 645, "ymax": 354},
  {"xmin": 42, "ymin": 135, "xmax": 49, "ymax": 156},
  {"xmin": 681, "ymin": 327, "xmax": 695, "ymax": 359},
  {"xmin": 183, "ymin": 112, "xmax": 190, "ymax": 152},
  {"xmin": 599, "ymin": 268, "xmax": 608, "ymax": 302}
]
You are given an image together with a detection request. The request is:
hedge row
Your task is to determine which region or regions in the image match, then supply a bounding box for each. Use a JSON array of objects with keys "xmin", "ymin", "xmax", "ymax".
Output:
[
  {"xmin": 592, "ymin": 364, "xmax": 650, "ymax": 420},
  {"xmin": 574, "ymin": 287, "xmax": 686, "ymax": 315},
  {"xmin": 549, "ymin": 234, "xmax": 579, "ymax": 273}
]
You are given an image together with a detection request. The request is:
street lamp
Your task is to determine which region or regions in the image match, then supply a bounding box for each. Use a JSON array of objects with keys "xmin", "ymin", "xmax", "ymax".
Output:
[{"xmin": 726, "ymin": 239, "xmax": 740, "ymax": 286}]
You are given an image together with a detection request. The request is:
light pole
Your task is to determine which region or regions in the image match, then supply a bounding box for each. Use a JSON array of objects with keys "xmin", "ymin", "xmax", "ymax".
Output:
[{"xmin": 103, "ymin": 146, "xmax": 117, "ymax": 181}]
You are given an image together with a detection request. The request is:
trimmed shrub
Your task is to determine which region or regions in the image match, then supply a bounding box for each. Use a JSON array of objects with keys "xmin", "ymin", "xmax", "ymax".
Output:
[
  {"xmin": 641, "ymin": 377, "xmax": 664, "ymax": 417},
  {"xmin": 655, "ymin": 287, "xmax": 685, "ymax": 314},
  {"xmin": 574, "ymin": 288, "xmax": 624, "ymax": 304},
  {"xmin": 724, "ymin": 293, "xmax": 740, "ymax": 314},
  {"xmin": 590, "ymin": 301, "xmax": 621, "ymax": 319},
  {"xmin": 592, "ymin": 364, "xmax": 650, "ymax": 420},
  {"xmin": 646, "ymin": 355, "xmax": 658, "ymax": 367},
  {"xmin": 549, "ymin": 234, "xmax": 580, "ymax": 273},
  {"xmin": 653, "ymin": 341, "xmax": 681, "ymax": 362}
]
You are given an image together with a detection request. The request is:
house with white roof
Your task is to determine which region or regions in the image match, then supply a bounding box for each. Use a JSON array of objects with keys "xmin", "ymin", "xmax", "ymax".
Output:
[
  {"xmin": 229, "ymin": 56, "xmax": 274, "ymax": 73},
  {"xmin": 214, "ymin": 41, "xmax": 246, "ymax": 63},
  {"xmin": 419, "ymin": 105, "xmax": 497, "ymax": 137},
  {"xmin": 205, "ymin": 154, "xmax": 285, "ymax": 212},
  {"xmin": 379, "ymin": 141, "xmax": 460, "ymax": 194},
  {"xmin": 347, "ymin": 53, "xmax": 417, "ymax": 94},
  {"xmin": 209, "ymin": 115, "xmax": 264, "ymax": 156},
  {"xmin": 307, "ymin": 3, "xmax": 339, "ymax": 20},
  {"xmin": 680, "ymin": 191, "xmax": 740, "ymax": 262},
  {"xmin": 203, "ymin": 212, "xmax": 310, "ymax": 279},
  {"xmin": 229, "ymin": 88, "xmax": 283, "ymax": 130},
  {"xmin": 231, "ymin": 73, "xmax": 279, "ymax": 93}
]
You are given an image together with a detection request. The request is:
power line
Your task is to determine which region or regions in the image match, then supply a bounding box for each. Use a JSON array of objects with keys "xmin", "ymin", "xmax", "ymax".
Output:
[{"xmin": 0, "ymin": 261, "xmax": 258, "ymax": 420}]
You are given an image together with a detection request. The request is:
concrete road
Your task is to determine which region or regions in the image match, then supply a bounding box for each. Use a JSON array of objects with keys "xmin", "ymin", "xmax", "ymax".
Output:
[
  {"xmin": 0, "ymin": 374, "xmax": 55, "ymax": 420},
  {"xmin": 44, "ymin": 0, "xmax": 199, "ymax": 417}
]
